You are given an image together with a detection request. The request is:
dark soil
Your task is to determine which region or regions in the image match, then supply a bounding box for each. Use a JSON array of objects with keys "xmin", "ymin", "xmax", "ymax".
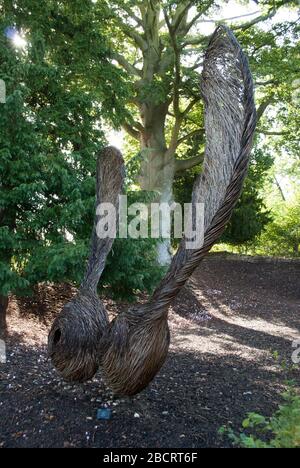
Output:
[{"xmin": 0, "ymin": 254, "xmax": 299, "ymax": 448}]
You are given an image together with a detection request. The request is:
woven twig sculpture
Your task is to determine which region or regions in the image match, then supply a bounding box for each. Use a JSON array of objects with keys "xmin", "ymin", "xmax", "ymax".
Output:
[{"xmin": 48, "ymin": 26, "xmax": 257, "ymax": 396}]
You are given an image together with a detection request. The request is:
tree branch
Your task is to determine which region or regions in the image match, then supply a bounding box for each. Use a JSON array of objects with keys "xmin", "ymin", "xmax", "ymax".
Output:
[
  {"xmin": 167, "ymin": 118, "xmax": 183, "ymax": 158},
  {"xmin": 255, "ymin": 79, "xmax": 278, "ymax": 86},
  {"xmin": 183, "ymin": 61, "xmax": 203, "ymax": 72},
  {"xmin": 219, "ymin": 11, "xmax": 262, "ymax": 23},
  {"xmin": 112, "ymin": 52, "xmax": 142, "ymax": 77},
  {"xmin": 180, "ymin": 1, "xmax": 215, "ymax": 35},
  {"xmin": 256, "ymin": 96, "xmax": 275, "ymax": 122},
  {"xmin": 181, "ymin": 35, "xmax": 209, "ymax": 48},
  {"xmin": 164, "ymin": 8, "xmax": 181, "ymax": 118},
  {"xmin": 183, "ymin": 97, "xmax": 201, "ymax": 117},
  {"xmin": 163, "ymin": 7, "xmax": 185, "ymax": 158},
  {"xmin": 231, "ymin": 8, "xmax": 277, "ymax": 31},
  {"xmin": 274, "ymin": 176, "xmax": 286, "ymax": 202},
  {"xmin": 258, "ymin": 130, "xmax": 289, "ymax": 136},
  {"xmin": 122, "ymin": 121, "xmax": 144, "ymax": 141},
  {"xmin": 193, "ymin": 10, "xmax": 261, "ymax": 26},
  {"xmin": 232, "ymin": 0, "xmax": 293, "ymax": 31},
  {"xmin": 183, "ymin": 12, "xmax": 203, "ymax": 35},
  {"xmin": 177, "ymin": 128, "xmax": 204, "ymax": 145},
  {"xmin": 118, "ymin": 20, "xmax": 147, "ymax": 51},
  {"xmin": 182, "ymin": 1, "xmax": 291, "ymax": 50},
  {"xmin": 172, "ymin": 1, "xmax": 192, "ymax": 32},
  {"xmin": 175, "ymin": 153, "xmax": 205, "ymax": 173},
  {"xmin": 121, "ymin": 5, "xmax": 143, "ymax": 28}
]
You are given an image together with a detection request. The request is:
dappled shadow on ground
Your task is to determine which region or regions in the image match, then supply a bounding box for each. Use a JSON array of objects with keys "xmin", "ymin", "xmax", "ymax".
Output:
[
  {"xmin": 1, "ymin": 255, "xmax": 299, "ymax": 447},
  {"xmin": 173, "ymin": 255, "xmax": 300, "ymax": 333},
  {"xmin": 174, "ymin": 319, "xmax": 294, "ymax": 356},
  {"xmin": 15, "ymin": 283, "xmax": 77, "ymax": 326},
  {"xmin": 0, "ymin": 336, "xmax": 298, "ymax": 448}
]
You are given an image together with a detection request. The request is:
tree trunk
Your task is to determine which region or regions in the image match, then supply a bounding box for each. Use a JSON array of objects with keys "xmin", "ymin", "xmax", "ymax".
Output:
[
  {"xmin": 139, "ymin": 102, "xmax": 175, "ymax": 265},
  {"xmin": 156, "ymin": 178, "xmax": 174, "ymax": 265},
  {"xmin": 293, "ymin": 241, "xmax": 299, "ymax": 256},
  {"xmin": 0, "ymin": 295, "xmax": 8, "ymax": 339}
]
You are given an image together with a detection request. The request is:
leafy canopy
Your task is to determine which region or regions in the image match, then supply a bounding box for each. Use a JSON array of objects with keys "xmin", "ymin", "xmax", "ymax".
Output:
[{"xmin": 0, "ymin": 0, "xmax": 130, "ymax": 296}]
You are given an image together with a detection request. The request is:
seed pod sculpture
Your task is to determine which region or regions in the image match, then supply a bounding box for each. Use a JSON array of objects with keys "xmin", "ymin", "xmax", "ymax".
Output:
[{"xmin": 48, "ymin": 26, "xmax": 256, "ymax": 396}]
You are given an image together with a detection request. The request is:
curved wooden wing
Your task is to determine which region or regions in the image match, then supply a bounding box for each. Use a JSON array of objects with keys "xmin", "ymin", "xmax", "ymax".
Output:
[
  {"xmin": 150, "ymin": 25, "xmax": 257, "ymax": 311},
  {"xmin": 81, "ymin": 146, "xmax": 125, "ymax": 292}
]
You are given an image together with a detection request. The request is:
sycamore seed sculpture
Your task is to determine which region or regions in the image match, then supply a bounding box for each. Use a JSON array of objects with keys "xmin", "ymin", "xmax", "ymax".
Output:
[{"xmin": 48, "ymin": 26, "xmax": 257, "ymax": 396}]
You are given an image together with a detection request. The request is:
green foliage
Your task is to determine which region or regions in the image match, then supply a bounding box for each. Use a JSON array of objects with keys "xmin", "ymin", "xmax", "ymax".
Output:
[
  {"xmin": 100, "ymin": 190, "xmax": 166, "ymax": 300},
  {"xmin": 23, "ymin": 242, "xmax": 89, "ymax": 293},
  {"xmin": 1, "ymin": 0, "xmax": 299, "ymax": 302},
  {"xmin": 173, "ymin": 167, "xmax": 199, "ymax": 214},
  {"xmin": 174, "ymin": 148, "xmax": 273, "ymax": 246},
  {"xmin": 256, "ymin": 196, "xmax": 300, "ymax": 257},
  {"xmin": 222, "ymin": 149, "xmax": 273, "ymax": 245},
  {"xmin": 220, "ymin": 389, "xmax": 300, "ymax": 448},
  {"xmin": 109, "ymin": 0, "xmax": 300, "ymax": 258},
  {"xmin": 101, "ymin": 236, "xmax": 165, "ymax": 301},
  {"xmin": 0, "ymin": 1, "xmax": 129, "ymax": 297},
  {"xmin": 139, "ymin": 77, "xmax": 171, "ymax": 106}
]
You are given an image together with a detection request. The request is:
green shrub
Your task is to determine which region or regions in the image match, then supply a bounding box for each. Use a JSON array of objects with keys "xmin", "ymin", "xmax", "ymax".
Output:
[
  {"xmin": 219, "ymin": 390, "xmax": 300, "ymax": 448},
  {"xmin": 101, "ymin": 236, "xmax": 165, "ymax": 301},
  {"xmin": 174, "ymin": 148, "xmax": 273, "ymax": 247},
  {"xmin": 100, "ymin": 190, "xmax": 166, "ymax": 301},
  {"xmin": 256, "ymin": 198, "xmax": 300, "ymax": 257}
]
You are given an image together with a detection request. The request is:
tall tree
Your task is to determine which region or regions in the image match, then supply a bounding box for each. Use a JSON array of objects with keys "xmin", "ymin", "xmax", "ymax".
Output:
[
  {"xmin": 104, "ymin": 0, "xmax": 299, "ymax": 263},
  {"xmin": 0, "ymin": 0, "xmax": 129, "ymax": 336}
]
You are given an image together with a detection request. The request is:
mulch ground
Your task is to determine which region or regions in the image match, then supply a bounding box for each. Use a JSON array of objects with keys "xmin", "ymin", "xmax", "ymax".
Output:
[{"xmin": 0, "ymin": 254, "xmax": 299, "ymax": 448}]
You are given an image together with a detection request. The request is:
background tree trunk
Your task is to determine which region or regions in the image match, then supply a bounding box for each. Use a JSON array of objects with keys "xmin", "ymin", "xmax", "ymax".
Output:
[
  {"xmin": 139, "ymin": 102, "xmax": 169, "ymax": 190},
  {"xmin": 139, "ymin": 102, "xmax": 175, "ymax": 265},
  {"xmin": 0, "ymin": 295, "xmax": 8, "ymax": 339}
]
